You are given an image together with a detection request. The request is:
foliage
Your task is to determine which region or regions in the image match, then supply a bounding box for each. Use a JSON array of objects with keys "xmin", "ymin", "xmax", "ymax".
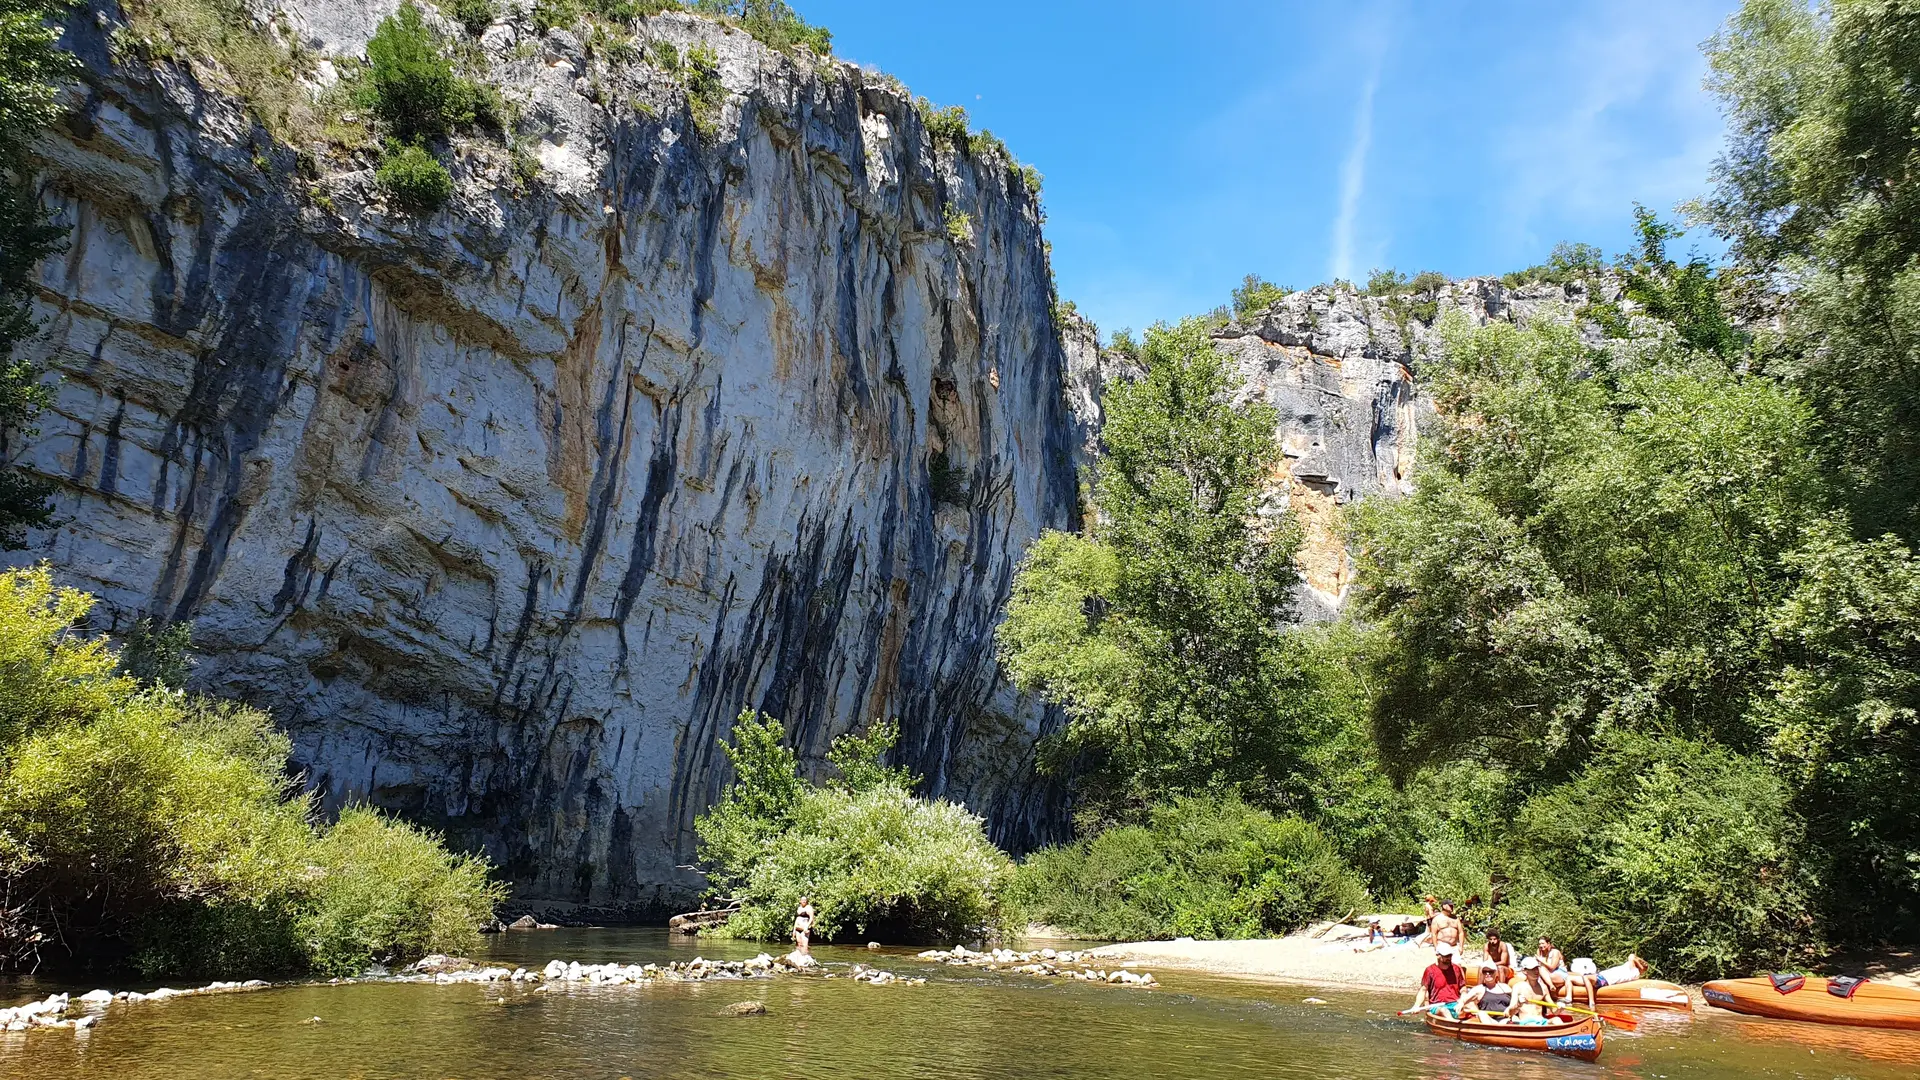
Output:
[
  {"xmin": 1498, "ymin": 734, "xmax": 1820, "ymax": 980},
  {"xmin": 362, "ymin": 4, "xmax": 490, "ymax": 143},
  {"xmin": 1000, "ymin": 319, "xmax": 1314, "ymax": 820},
  {"xmin": 1617, "ymin": 206, "xmax": 1745, "ymax": 357},
  {"xmin": 1230, "ymin": 274, "xmax": 1289, "ymax": 318},
  {"xmin": 1009, "ymin": 797, "xmax": 1368, "ymax": 940},
  {"xmin": 1501, "ymin": 241, "xmax": 1607, "ymax": 288},
  {"xmin": 648, "ymin": 37, "xmax": 681, "ymax": 71},
  {"xmin": 1699, "ymin": 0, "xmax": 1920, "ymax": 540},
  {"xmin": 117, "ymin": 618, "xmax": 195, "ymax": 689},
  {"xmin": 697, "ymin": 711, "xmax": 1011, "ymax": 944},
  {"xmin": 928, "ymin": 449, "xmax": 968, "ymax": 506},
  {"xmin": 0, "ymin": 0, "xmax": 73, "ymax": 549},
  {"xmin": 376, "ymin": 141, "xmax": 454, "ymax": 214},
  {"xmin": 0, "ymin": 568, "xmax": 501, "ymax": 976},
  {"xmin": 942, "ymin": 204, "xmax": 971, "ymax": 245},
  {"xmin": 116, "ymin": 0, "xmax": 329, "ymax": 144},
  {"xmin": 298, "ymin": 808, "xmax": 505, "ymax": 976},
  {"xmin": 919, "ymin": 101, "xmax": 970, "ymax": 147},
  {"xmin": 684, "ymin": 41, "xmax": 724, "ymax": 138},
  {"xmin": 441, "ymin": 0, "xmax": 496, "ymax": 34},
  {"xmin": 693, "ymin": 0, "xmax": 830, "ymax": 54}
]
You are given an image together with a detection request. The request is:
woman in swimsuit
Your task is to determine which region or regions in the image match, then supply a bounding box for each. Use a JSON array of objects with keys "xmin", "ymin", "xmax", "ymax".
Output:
[
  {"xmin": 792, "ymin": 896, "xmax": 816, "ymax": 955},
  {"xmin": 1457, "ymin": 965, "xmax": 1515, "ymax": 1023}
]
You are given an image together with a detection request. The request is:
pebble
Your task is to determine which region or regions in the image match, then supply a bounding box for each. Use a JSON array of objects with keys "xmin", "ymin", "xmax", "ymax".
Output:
[{"xmin": 913, "ymin": 947, "xmax": 1156, "ymax": 987}]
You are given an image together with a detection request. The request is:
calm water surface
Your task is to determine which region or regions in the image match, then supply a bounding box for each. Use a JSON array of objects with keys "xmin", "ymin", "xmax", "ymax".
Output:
[{"xmin": 4, "ymin": 928, "xmax": 1918, "ymax": 1078}]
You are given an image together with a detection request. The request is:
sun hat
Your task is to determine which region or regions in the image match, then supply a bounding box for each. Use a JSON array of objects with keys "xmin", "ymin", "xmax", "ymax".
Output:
[
  {"xmin": 1571, "ymin": 958, "xmax": 1598, "ymax": 976},
  {"xmin": 1519, "ymin": 956, "xmax": 1541, "ymax": 970}
]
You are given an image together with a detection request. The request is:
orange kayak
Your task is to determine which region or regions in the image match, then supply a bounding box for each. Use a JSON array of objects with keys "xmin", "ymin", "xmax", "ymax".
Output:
[
  {"xmin": 1702, "ymin": 976, "xmax": 1920, "ymax": 1030},
  {"xmin": 1594, "ymin": 979, "xmax": 1692, "ymax": 1012},
  {"xmin": 1423, "ymin": 1012, "xmax": 1603, "ymax": 1062}
]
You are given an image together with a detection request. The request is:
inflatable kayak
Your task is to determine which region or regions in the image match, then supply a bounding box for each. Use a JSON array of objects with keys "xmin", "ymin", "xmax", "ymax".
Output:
[
  {"xmin": 1702, "ymin": 976, "xmax": 1920, "ymax": 1030},
  {"xmin": 1423, "ymin": 1012, "xmax": 1603, "ymax": 1062},
  {"xmin": 1593, "ymin": 979, "xmax": 1692, "ymax": 1012}
]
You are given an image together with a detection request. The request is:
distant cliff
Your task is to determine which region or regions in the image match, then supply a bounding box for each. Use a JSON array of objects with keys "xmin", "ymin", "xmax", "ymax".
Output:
[
  {"xmin": 1217, "ymin": 277, "xmax": 1607, "ymax": 617},
  {"xmin": 15, "ymin": 1, "xmax": 1079, "ymax": 908}
]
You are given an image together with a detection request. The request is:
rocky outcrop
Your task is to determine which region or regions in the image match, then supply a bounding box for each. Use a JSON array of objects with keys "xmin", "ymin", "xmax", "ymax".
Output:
[
  {"xmin": 1215, "ymin": 277, "xmax": 1601, "ymax": 616},
  {"xmin": 13, "ymin": 3, "xmax": 1079, "ymax": 907}
]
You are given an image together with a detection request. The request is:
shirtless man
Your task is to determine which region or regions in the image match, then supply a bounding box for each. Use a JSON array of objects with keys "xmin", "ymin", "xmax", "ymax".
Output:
[
  {"xmin": 1423, "ymin": 896, "xmax": 1464, "ymax": 952},
  {"xmin": 1482, "ymin": 930, "xmax": 1517, "ymax": 980}
]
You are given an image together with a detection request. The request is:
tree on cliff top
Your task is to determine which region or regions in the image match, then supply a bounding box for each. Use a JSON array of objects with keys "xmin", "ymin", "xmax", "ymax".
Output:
[
  {"xmin": 0, "ymin": 0, "xmax": 73, "ymax": 548},
  {"xmin": 998, "ymin": 318, "xmax": 1318, "ymax": 824}
]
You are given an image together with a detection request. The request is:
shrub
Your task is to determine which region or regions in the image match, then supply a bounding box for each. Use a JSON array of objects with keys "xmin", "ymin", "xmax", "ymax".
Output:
[
  {"xmin": 697, "ymin": 711, "xmax": 1012, "ymax": 944},
  {"xmin": 684, "ymin": 42, "xmax": 724, "ymax": 138},
  {"xmin": 694, "ymin": 0, "xmax": 830, "ymax": 55},
  {"xmin": 362, "ymin": 3, "xmax": 481, "ymax": 142},
  {"xmin": 919, "ymin": 101, "xmax": 970, "ymax": 147},
  {"xmin": 1231, "ymin": 273, "xmax": 1289, "ymax": 318},
  {"xmin": 441, "ymin": 0, "xmax": 496, "ymax": 34},
  {"xmin": 648, "ymin": 38, "xmax": 681, "ymax": 71},
  {"xmin": 1009, "ymin": 797, "xmax": 1370, "ymax": 940},
  {"xmin": 376, "ymin": 142, "xmax": 454, "ymax": 213},
  {"xmin": 720, "ymin": 785, "xmax": 1013, "ymax": 944},
  {"xmin": 1415, "ymin": 831, "xmax": 1495, "ymax": 920},
  {"xmin": 0, "ymin": 567, "xmax": 503, "ymax": 977},
  {"xmin": 943, "ymin": 205, "xmax": 971, "ymax": 245},
  {"xmin": 928, "ymin": 449, "xmax": 968, "ymax": 505},
  {"xmin": 1497, "ymin": 734, "xmax": 1821, "ymax": 980},
  {"xmin": 297, "ymin": 808, "xmax": 506, "ymax": 976}
]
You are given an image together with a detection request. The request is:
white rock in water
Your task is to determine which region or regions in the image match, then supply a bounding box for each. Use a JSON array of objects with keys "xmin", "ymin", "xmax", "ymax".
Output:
[
  {"xmin": 543, "ymin": 960, "xmax": 566, "ymax": 979},
  {"xmin": 79, "ymin": 990, "xmax": 113, "ymax": 1004},
  {"xmin": 73, "ymin": 1015, "xmax": 98, "ymax": 1029}
]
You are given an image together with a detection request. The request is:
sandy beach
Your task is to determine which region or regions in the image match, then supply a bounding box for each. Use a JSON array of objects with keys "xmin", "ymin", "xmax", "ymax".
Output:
[
  {"xmin": 1084, "ymin": 924, "xmax": 1920, "ymax": 994},
  {"xmin": 1084, "ymin": 922, "xmax": 1442, "ymax": 991}
]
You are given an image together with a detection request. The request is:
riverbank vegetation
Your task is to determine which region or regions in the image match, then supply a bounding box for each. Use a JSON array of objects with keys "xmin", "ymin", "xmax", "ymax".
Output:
[
  {"xmin": 0, "ymin": 569, "xmax": 503, "ymax": 977},
  {"xmin": 998, "ymin": 0, "xmax": 1920, "ymax": 983},
  {"xmin": 695, "ymin": 711, "xmax": 1013, "ymax": 944}
]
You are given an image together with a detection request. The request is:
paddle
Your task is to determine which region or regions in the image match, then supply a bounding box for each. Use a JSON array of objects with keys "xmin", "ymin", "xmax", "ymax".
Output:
[{"xmin": 1556, "ymin": 1002, "xmax": 1639, "ymax": 1031}]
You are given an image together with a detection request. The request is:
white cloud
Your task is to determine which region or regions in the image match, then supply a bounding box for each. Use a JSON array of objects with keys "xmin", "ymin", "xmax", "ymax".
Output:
[{"xmin": 1331, "ymin": 13, "xmax": 1390, "ymax": 283}]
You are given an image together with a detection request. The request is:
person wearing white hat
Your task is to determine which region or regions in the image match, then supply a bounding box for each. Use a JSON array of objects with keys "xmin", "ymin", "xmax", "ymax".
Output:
[{"xmin": 1411, "ymin": 941, "xmax": 1466, "ymax": 1015}]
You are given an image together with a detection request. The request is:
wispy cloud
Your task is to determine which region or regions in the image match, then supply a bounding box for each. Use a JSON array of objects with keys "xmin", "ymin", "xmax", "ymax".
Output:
[{"xmin": 1331, "ymin": 16, "xmax": 1389, "ymax": 283}]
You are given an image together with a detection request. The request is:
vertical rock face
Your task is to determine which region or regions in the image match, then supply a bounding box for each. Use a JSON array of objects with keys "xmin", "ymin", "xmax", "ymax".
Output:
[
  {"xmin": 15, "ymin": 6, "xmax": 1078, "ymax": 906},
  {"xmin": 1212, "ymin": 278, "xmax": 1599, "ymax": 616}
]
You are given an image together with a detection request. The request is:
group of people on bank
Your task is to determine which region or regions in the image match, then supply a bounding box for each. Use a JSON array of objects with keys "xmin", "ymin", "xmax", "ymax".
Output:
[{"xmin": 1409, "ymin": 897, "xmax": 1647, "ymax": 1022}]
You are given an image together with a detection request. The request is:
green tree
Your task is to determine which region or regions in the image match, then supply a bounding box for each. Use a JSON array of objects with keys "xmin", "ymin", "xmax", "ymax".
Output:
[
  {"xmin": 0, "ymin": 0, "xmax": 74, "ymax": 548},
  {"xmin": 1699, "ymin": 0, "xmax": 1920, "ymax": 539},
  {"xmin": 1230, "ymin": 274, "xmax": 1289, "ymax": 318},
  {"xmin": 362, "ymin": 3, "xmax": 479, "ymax": 143},
  {"xmin": 1000, "ymin": 319, "xmax": 1311, "ymax": 819}
]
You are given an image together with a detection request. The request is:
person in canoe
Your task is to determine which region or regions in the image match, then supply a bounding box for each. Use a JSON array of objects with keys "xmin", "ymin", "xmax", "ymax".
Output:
[
  {"xmin": 1411, "ymin": 942, "xmax": 1467, "ymax": 1015},
  {"xmin": 1513, "ymin": 956, "xmax": 1572, "ymax": 1022},
  {"xmin": 1534, "ymin": 935, "xmax": 1566, "ymax": 974},
  {"xmin": 1481, "ymin": 929, "xmax": 1517, "ymax": 980},
  {"xmin": 1456, "ymin": 964, "xmax": 1517, "ymax": 1023},
  {"xmin": 1568, "ymin": 955, "xmax": 1647, "ymax": 1007}
]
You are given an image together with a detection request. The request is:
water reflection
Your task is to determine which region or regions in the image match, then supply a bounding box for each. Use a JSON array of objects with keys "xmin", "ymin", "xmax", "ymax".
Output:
[{"xmin": 1, "ymin": 928, "xmax": 1915, "ymax": 1078}]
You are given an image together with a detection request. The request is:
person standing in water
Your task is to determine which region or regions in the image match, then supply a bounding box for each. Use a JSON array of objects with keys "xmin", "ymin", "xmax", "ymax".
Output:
[{"xmin": 792, "ymin": 896, "xmax": 816, "ymax": 956}]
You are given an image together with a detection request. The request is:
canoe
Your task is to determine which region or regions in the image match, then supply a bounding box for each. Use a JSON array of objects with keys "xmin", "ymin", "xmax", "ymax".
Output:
[
  {"xmin": 1423, "ymin": 1012, "xmax": 1603, "ymax": 1062},
  {"xmin": 1593, "ymin": 979, "xmax": 1692, "ymax": 1012},
  {"xmin": 1702, "ymin": 976, "xmax": 1920, "ymax": 1030}
]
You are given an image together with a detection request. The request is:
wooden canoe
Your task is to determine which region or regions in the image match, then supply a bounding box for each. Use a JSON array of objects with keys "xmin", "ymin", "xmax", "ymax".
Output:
[
  {"xmin": 1702, "ymin": 976, "xmax": 1920, "ymax": 1030},
  {"xmin": 1593, "ymin": 979, "xmax": 1693, "ymax": 1012},
  {"xmin": 1423, "ymin": 1012, "xmax": 1603, "ymax": 1062}
]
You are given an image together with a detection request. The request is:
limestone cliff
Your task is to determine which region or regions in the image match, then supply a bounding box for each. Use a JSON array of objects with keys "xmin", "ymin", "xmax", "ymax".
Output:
[
  {"xmin": 1217, "ymin": 277, "xmax": 1605, "ymax": 617},
  {"xmin": 15, "ymin": 2, "xmax": 1079, "ymax": 907}
]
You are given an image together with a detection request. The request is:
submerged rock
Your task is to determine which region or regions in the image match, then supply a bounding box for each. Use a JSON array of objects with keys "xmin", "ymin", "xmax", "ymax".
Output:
[{"xmin": 722, "ymin": 1001, "xmax": 769, "ymax": 1016}]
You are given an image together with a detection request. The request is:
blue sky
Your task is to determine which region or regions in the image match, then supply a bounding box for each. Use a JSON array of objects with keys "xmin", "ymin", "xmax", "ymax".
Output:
[{"xmin": 798, "ymin": 0, "xmax": 1742, "ymax": 338}]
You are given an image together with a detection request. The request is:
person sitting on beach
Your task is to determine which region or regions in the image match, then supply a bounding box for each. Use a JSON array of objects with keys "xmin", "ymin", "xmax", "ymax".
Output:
[
  {"xmin": 1411, "ymin": 942, "xmax": 1466, "ymax": 1015},
  {"xmin": 1481, "ymin": 930, "xmax": 1516, "ymax": 980},
  {"xmin": 1455, "ymin": 965, "xmax": 1515, "ymax": 1023}
]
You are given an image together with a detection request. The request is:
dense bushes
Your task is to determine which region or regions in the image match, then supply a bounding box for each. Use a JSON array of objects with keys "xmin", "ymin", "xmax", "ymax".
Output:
[
  {"xmin": 376, "ymin": 141, "xmax": 454, "ymax": 213},
  {"xmin": 1010, "ymin": 797, "xmax": 1367, "ymax": 941},
  {"xmin": 0, "ymin": 568, "xmax": 502, "ymax": 976},
  {"xmin": 695, "ymin": 711, "xmax": 1011, "ymax": 944},
  {"xmin": 1496, "ymin": 735, "xmax": 1819, "ymax": 977}
]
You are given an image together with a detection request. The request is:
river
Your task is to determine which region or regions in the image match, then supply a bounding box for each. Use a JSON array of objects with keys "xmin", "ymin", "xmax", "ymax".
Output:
[{"xmin": 3, "ymin": 928, "xmax": 1917, "ymax": 1078}]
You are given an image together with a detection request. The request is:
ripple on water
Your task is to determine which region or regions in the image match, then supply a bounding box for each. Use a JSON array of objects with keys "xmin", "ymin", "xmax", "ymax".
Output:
[{"xmin": 2, "ymin": 929, "xmax": 1917, "ymax": 1079}]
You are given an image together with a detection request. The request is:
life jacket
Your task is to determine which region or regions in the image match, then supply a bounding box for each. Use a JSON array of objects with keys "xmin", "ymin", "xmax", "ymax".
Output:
[
  {"xmin": 1828, "ymin": 975, "xmax": 1868, "ymax": 999},
  {"xmin": 1769, "ymin": 973, "xmax": 1806, "ymax": 994}
]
